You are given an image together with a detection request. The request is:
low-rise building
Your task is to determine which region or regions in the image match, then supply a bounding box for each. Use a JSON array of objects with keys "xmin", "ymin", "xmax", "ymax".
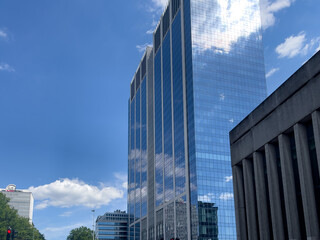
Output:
[
  {"xmin": 229, "ymin": 51, "xmax": 320, "ymax": 239},
  {"xmin": 95, "ymin": 210, "xmax": 132, "ymax": 240}
]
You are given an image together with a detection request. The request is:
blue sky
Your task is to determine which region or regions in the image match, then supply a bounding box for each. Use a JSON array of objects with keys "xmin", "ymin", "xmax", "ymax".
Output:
[{"xmin": 0, "ymin": 0, "xmax": 319, "ymax": 239}]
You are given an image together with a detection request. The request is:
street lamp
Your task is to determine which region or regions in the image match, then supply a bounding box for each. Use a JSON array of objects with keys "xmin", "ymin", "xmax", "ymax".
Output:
[{"xmin": 91, "ymin": 209, "xmax": 95, "ymax": 240}]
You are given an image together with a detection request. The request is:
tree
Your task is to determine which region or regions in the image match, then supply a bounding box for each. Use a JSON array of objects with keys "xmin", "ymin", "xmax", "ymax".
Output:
[
  {"xmin": 67, "ymin": 226, "xmax": 94, "ymax": 240},
  {"xmin": 0, "ymin": 192, "xmax": 45, "ymax": 240}
]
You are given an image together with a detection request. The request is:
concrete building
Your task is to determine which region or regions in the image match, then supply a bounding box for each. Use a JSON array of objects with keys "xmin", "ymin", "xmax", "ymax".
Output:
[
  {"xmin": 1, "ymin": 184, "xmax": 34, "ymax": 224},
  {"xmin": 95, "ymin": 210, "xmax": 133, "ymax": 240},
  {"xmin": 230, "ymin": 51, "xmax": 320, "ymax": 240},
  {"xmin": 128, "ymin": 0, "xmax": 267, "ymax": 239}
]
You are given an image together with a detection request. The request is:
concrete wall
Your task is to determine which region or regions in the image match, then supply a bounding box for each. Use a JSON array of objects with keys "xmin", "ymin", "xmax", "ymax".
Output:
[
  {"xmin": 230, "ymin": 51, "xmax": 320, "ymax": 166},
  {"xmin": 230, "ymin": 51, "xmax": 320, "ymax": 240}
]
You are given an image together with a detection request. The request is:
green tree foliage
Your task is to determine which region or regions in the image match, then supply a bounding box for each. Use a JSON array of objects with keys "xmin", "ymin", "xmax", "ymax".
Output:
[
  {"xmin": 0, "ymin": 192, "xmax": 45, "ymax": 240},
  {"xmin": 67, "ymin": 226, "xmax": 94, "ymax": 240}
]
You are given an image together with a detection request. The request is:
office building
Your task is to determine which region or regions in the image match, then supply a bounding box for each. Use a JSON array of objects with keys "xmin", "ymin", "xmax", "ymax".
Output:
[
  {"xmin": 230, "ymin": 51, "xmax": 320, "ymax": 239},
  {"xmin": 128, "ymin": 0, "xmax": 266, "ymax": 239},
  {"xmin": 95, "ymin": 210, "xmax": 132, "ymax": 240},
  {"xmin": 1, "ymin": 184, "xmax": 34, "ymax": 224}
]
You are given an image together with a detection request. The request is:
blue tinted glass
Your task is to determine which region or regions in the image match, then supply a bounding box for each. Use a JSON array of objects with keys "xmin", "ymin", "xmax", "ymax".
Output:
[
  {"xmin": 189, "ymin": 0, "xmax": 267, "ymax": 238},
  {"xmin": 127, "ymin": 100, "xmax": 130, "ymax": 217},
  {"xmin": 183, "ymin": 0, "xmax": 199, "ymax": 238},
  {"xmin": 129, "ymin": 99, "xmax": 135, "ymax": 225},
  {"xmin": 141, "ymin": 78, "xmax": 147, "ymax": 217},
  {"xmin": 154, "ymin": 49, "xmax": 163, "ymax": 207},
  {"xmin": 172, "ymin": 10, "xmax": 186, "ymax": 196},
  {"xmin": 135, "ymin": 89, "xmax": 141, "ymax": 219},
  {"xmin": 162, "ymin": 30, "xmax": 174, "ymax": 203},
  {"xmin": 135, "ymin": 222, "xmax": 140, "ymax": 240}
]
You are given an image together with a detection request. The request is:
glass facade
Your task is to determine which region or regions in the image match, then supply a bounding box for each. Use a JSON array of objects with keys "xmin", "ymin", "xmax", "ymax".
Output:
[
  {"xmin": 141, "ymin": 79, "xmax": 147, "ymax": 218},
  {"xmin": 128, "ymin": 0, "xmax": 266, "ymax": 238},
  {"xmin": 154, "ymin": 43, "xmax": 163, "ymax": 208},
  {"xmin": 172, "ymin": 10, "xmax": 186, "ymax": 197},
  {"xmin": 128, "ymin": 48, "xmax": 153, "ymax": 239},
  {"xmin": 189, "ymin": 0, "xmax": 267, "ymax": 238},
  {"xmin": 129, "ymin": 96, "xmax": 135, "ymax": 226}
]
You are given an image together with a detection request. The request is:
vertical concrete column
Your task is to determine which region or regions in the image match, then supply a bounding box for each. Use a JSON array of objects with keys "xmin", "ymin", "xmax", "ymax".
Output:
[
  {"xmin": 232, "ymin": 165, "xmax": 248, "ymax": 240},
  {"xmin": 278, "ymin": 134, "xmax": 301, "ymax": 240},
  {"xmin": 242, "ymin": 159, "xmax": 259, "ymax": 240},
  {"xmin": 253, "ymin": 152, "xmax": 271, "ymax": 240},
  {"xmin": 312, "ymin": 110, "xmax": 320, "ymax": 176},
  {"xmin": 294, "ymin": 123, "xmax": 320, "ymax": 239},
  {"xmin": 265, "ymin": 143, "xmax": 285, "ymax": 240}
]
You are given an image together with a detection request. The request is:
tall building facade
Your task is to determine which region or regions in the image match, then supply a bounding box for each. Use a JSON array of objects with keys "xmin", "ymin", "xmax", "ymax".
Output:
[
  {"xmin": 95, "ymin": 210, "xmax": 133, "ymax": 240},
  {"xmin": 230, "ymin": 51, "xmax": 320, "ymax": 240},
  {"xmin": 128, "ymin": 0, "xmax": 267, "ymax": 239},
  {"xmin": 1, "ymin": 184, "xmax": 34, "ymax": 224}
]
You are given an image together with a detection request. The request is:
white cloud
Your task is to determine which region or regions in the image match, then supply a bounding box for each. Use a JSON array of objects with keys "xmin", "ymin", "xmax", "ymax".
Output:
[
  {"xmin": 219, "ymin": 93, "xmax": 225, "ymax": 101},
  {"xmin": 43, "ymin": 223, "xmax": 83, "ymax": 232},
  {"xmin": 41, "ymin": 222, "xmax": 88, "ymax": 240},
  {"xmin": 301, "ymin": 36, "xmax": 320, "ymax": 55},
  {"xmin": 145, "ymin": 0, "xmax": 168, "ymax": 14},
  {"xmin": 29, "ymin": 178, "xmax": 124, "ymax": 209},
  {"xmin": 0, "ymin": 63, "xmax": 15, "ymax": 72},
  {"xmin": 136, "ymin": 43, "xmax": 152, "ymax": 53},
  {"xmin": 151, "ymin": 18, "xmax": 158, "ymax": 27},
  {"xmin": 198, "ymin": 193, "xmax": 215, "ymax": 202},
  {"xmin": 276, "ymin": 32, "xmax": 305, "ymax": 58},
  {"xmin": 151, "ymin": 0, "xmax": 168, "ymax": 10},
  {"xmin": 219, "ymin": 192, "xmax": 234, "ymax": 201},
  {"xmin": 225, "ymin": 176, "xmax": 233, "ymax": 183},
  {"xmin": 276, "ymin": 33, "xmax": 320, "ymax": 58},
  {"xmin": 114, "ymin": 172, "xmax": 128, "ymax": 190},
  {"xmin": 316, "ymin": 45, "xmax": 320, "ymax": 53},
  {"xmin": 146, "ymin": 29, "xmax": 154, "ymax": 34},
  {"xmin": 266, "ymin": 67, "xmax": 280, "ymax": 78},
  {"xmin": 0, "ymin": 30, "xmax": 7, "ymax": 38},
  {"xmin": 199, "ymin": 192, "xmax": 234, "ymax": 202},
  {"xmin": 260, "ymin": 0, "xmax": 295, "ymax": 29},
  {"xmin": 59, "ymin": 211, "xmax": 73, "ymax": 217},
  {"xmin": 191, "ymin": 0, "xmax": 262, "ymax": 54}
]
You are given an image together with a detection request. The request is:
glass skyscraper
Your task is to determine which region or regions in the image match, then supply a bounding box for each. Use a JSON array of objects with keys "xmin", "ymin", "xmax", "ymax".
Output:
[{"xmin": 128, "ymin": 0, "xmax": 267, "ymax": 239}]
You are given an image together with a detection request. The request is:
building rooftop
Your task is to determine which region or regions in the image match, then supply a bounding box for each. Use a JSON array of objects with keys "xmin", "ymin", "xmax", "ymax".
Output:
[
  {"xmin": 96, "ymin": 210, "xmax": 129, "ymax": 222},
  {"xmin": 1, "ymin": 184, "xmax": 32, "ymax": 193},
  {"xmin": 230, "ymin": 50, "xmax": 320, "ymax": 146}
]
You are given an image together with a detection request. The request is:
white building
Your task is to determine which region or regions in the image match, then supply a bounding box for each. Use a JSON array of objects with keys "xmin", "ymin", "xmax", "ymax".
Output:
[{"xmin": 1, "ymin": 184, "xmax": 34, "ymax": 224}]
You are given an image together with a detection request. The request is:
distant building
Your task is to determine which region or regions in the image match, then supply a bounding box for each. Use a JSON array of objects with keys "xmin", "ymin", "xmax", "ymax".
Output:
[
  {"xmin": 95, "ymin": 210, "xmax": 132, "ymax": 240},
  {"xmin": 198, "ymin": 201, "xmax": 218, "ymax": 239},
  {"xmin": 1, "ymin": 184, "xmax": 34, "ymax": 224},
  {"xmin": 230, "ymin": 51, "xmax": 320, "ymax": 239}
]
